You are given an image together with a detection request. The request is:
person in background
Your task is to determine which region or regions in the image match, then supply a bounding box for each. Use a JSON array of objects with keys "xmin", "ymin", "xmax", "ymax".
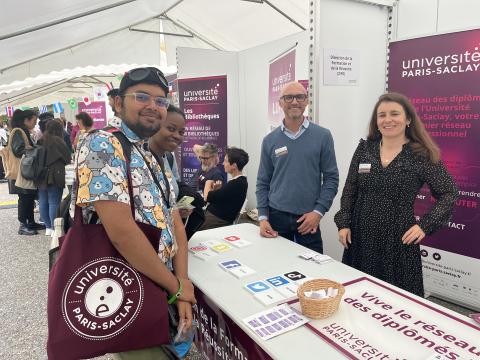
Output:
[
  {"xmin": 0, "ymin": 123, "xmax": 8, "ymax": 181},
  {"xmin": 8, "ymin": 109, "xmax": 45, "ymax": 235},
  {"xmin": 191, "ymin": 143, "xmax": 225, "ymax": 195},
  {"xmin": 107, "ymin": 88, "xmax": 120, "ymax": 114},
  {"xmin": 200, "ymin": 147, "xmax": 249, "ymax": 230},
  {"xmin": 37, "ymin": 119, "xmax": 71, "ymax": 236},
  {"xmin": 256, "ymin": 81, "xmax": 339, "ymax": 253},
  {"xmin": 149, "ymin": 104, "xmax": 206, "ymax": 239},
  {"xmin": 39, "ymin": 112, "xmax": 72, "ymax": 154},
  {"xmin": 107, "ymin": 88, "xmax": 121, "ymax": 127},
  {"xmin": 334, "ymin": 92, "xmax": 458, "ymax": 297},
  {"xmin": 72, "ymin": 112, "xmax": 94, "ymax": 149}
]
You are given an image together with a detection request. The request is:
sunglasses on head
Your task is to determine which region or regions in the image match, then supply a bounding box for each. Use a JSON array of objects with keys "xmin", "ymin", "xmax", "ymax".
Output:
[{"xmin": 126, "ymin": 68, "xmax": 168, "ymax": 89}]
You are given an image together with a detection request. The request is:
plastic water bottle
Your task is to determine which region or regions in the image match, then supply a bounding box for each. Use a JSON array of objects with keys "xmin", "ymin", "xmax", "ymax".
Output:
[{"xmin": 49, "ymin": 218, "xmax": 64, "ymax": 270}]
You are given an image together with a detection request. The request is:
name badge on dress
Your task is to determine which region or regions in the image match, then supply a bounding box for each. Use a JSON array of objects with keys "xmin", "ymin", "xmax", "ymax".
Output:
[
  {"xmin": 358, "ymin": 163, "xmax": 371, "ymax": 173},
  {"xmin": 274, "ymin": 146, "xmax": 288, "ymax": 157}
]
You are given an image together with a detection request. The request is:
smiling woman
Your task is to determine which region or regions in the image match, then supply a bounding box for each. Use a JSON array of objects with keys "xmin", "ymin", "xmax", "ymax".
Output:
[{"xmin": 334, "ymin": 92, "xmax": 458, "ymax": 297}]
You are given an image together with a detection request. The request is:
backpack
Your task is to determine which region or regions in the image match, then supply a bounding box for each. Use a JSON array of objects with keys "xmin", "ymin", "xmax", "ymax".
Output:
[{"xmin": 20, "ymin": 145, "xmax": 47, "ymax": 181}]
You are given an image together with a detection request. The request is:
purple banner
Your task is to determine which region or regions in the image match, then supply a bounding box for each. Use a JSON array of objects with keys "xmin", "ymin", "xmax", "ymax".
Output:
[
  {"xmin": 388, "ymin": 30, "xmax": 480, "ymax": 260},
  {"xmin": 268, "ymin": 50, "xmax": 295, "ymax": 130},
  {"xmin": 178, "ymin": 76, "xmax": 228, "ymax": 184},
  {"xmin": 193, "ymin": 288, "xmax": 273, "ymax": 360},
  {"xmin": 77, "ymin": 101, "xmax": 107, "ymax": 129}
]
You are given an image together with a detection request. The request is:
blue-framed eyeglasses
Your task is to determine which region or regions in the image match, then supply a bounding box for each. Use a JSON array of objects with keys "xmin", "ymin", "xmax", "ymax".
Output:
[{"xmin": 123, "ymin": 92, "xmax": 170, "ymax": 108}]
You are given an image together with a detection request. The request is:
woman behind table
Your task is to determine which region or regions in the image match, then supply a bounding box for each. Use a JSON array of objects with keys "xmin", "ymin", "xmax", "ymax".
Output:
[
  {"xmin": 334, "ymin": 92, "xmax": 458, "ymax": 297},
  {"xmin": 8, "ymin": 109, "xmax": 45, "ymax": 235},
  {"xmin": 37, "ymin": 119, "xmax": 71, "ymax": 236},
  {"xmin": 72, "ymin": 112, "xmax": 94, "ymax": 150}
]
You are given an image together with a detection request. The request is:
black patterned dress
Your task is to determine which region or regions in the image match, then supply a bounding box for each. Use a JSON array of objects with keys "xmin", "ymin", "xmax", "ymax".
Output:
[{"xmin": 334, "ymin": 139, "xmax": 458, "ymax": 296}]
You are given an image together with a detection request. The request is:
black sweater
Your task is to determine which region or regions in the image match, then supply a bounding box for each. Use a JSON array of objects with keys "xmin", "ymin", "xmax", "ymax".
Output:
[{"xmin": 206, "ymin": 176, "xmax": 248, "ymax": 223}]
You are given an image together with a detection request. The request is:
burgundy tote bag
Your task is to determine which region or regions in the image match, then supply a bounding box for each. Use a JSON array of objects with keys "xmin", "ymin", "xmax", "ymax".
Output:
[{"xmin": 47, "ymin": 134, "xmax": 170, "ymax": 359}]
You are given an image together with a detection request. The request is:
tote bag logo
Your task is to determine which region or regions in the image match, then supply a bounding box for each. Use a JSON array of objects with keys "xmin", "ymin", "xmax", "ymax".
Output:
[{"xmin": 62, "ymin": 258, "xmax": 144, "ymax": 340}]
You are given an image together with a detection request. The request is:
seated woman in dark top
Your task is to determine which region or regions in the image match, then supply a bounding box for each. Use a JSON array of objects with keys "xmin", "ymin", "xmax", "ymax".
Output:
[{"xmin": 200, "ymin": 147, "xmax": 249, "ymax": 230}]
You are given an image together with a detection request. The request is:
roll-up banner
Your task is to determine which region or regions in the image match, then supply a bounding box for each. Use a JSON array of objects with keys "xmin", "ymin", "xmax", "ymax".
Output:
[
  {"xmin": 177, "ymin": 75, "xmax": 228, "ymax": 184},
  {"xmin": 388, "ymin": 29, "xmax": 480, "ymax": 310}
]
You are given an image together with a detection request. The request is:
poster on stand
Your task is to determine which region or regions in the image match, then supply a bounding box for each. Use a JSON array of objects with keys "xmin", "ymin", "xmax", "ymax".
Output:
[
  {"xmin": 77, "ymin": 101, "xmax": 107, "ymax": 129},
  {"xmin": 178, "ymin": 75, "xmax": 227, "ymax": 184},
  {"xmin": 388, "ymin": 29, "xmax": 480, "ymax": 310},
  {"xmin": 268, "ymin": 49, "xmax": 295, "ymax": 131},
  {"xmin": 290, "ymin": 277, "xmax": 480, "ymax": 359}
]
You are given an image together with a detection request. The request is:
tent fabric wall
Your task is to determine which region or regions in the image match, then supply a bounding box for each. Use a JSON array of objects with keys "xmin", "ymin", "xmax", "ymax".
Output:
[{"xmin": 0, "ymin": 0, "xmax": 309, "ymax": 90}]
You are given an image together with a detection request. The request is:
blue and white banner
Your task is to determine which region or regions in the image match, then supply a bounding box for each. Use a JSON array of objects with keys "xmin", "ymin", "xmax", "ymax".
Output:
[{"xmin": 53, "ymin": 102, "xmax": 63, "ymax": 114}]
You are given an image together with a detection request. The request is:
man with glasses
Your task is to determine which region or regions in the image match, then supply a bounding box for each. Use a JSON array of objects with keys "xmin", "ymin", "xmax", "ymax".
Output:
[
  {"xmin": 192, "ymin": 142, "xmax": 225, "ymax": 195},
  {"xmin": 70, "ymin": 67, "xmax": 195, "ymax": 359},
  {"xmin": 256, "ymin": 81, "xmax": 339, "ymax": 253}
]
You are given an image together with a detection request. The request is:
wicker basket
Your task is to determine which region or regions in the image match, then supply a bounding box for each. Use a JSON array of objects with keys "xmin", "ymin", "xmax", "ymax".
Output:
[{"xmin": 297, "ymin": 279, "xmax": 345, "ymax": 319}]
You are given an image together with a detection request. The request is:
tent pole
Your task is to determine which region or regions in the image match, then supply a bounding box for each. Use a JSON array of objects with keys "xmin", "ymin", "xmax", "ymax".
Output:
[
  {"xmin": 129, "ymin": 28, "xmax": 193, "ymax": 38},
  {"xmin": 162, "ymin": 15, "xmax": 224, "ymax": 50},
  {"xmin": 263, "ymin": 0, "xmax": 306, "ymax": 31},
  {"xmin": 0, "ymin": 0, "xmax": 136, "ymax": 41}
]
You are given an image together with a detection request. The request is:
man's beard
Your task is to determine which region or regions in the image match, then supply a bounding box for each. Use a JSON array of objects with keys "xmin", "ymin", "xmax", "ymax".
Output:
[
  {"xmin": 120, "ymin": 109, "xmax": 161, "ymax": 139},
  {"xmin": 201, "ymin": 164, "xmax": 213, "ymax": 172}
]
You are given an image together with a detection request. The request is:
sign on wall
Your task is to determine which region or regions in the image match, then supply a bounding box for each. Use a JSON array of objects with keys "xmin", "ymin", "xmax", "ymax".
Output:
[
  {"xmin": 323, "ymin": 48, "xmax": 359, "ymax": 86},
  {"xmin": 77, "ymin": 101, "xmax": 107, "ymax": 129},
  {"xmin": 388, "ymin": 29, "xmax": 480, "ymax": 310},
  {"xmin": 177, "ymin": 75, "xmax": 228, "ymax": 184},
  {"xmin": 268, "ymin": 49, "xmax": 295, "ymax": 131}
]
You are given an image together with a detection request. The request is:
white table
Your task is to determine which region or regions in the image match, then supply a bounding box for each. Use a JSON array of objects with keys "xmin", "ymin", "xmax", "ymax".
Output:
[{"xmin": 188, "ymin": 223, "xmax": 478, "ymax": 359}]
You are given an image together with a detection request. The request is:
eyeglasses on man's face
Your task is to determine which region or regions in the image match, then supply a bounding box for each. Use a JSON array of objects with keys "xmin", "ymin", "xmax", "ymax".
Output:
[
  {"xmin": 199, "ymin": 155, "xmax": 213, "ymax": 161},
  {"xmin": 281, "ymin": 94, "xmax": 308, "ymax": 103},
  {"xmin": 122, "ymin": 92, "xmax": 170, "ymax": 108}
]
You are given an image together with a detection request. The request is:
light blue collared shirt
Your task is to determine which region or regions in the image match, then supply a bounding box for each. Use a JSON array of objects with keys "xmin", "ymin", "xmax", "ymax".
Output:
[
  {"xmin": 259, "ymin": 117, "xmax": 323, "ymax": 221},
  {"xmin": 280, "ymin": 117, "xmax": 310, "ymax": 140}
]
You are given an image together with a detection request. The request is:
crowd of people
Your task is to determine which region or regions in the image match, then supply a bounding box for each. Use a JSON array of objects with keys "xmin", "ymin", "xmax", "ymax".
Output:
[{"xmin": 0, "ymin": 66, "xmax": 458, "ymax": 358}]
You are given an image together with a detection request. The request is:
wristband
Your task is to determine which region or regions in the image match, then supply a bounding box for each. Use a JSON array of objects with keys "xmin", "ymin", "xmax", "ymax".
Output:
[{"xmin": 168, "ymin": 277, "xmax": 183, "ymax": 304}]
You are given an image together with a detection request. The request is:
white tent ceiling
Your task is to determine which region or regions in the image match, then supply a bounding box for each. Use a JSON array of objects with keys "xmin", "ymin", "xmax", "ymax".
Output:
[{"xmin": 0, "ymin": 0, "xmax": 309, "ymax": 107}]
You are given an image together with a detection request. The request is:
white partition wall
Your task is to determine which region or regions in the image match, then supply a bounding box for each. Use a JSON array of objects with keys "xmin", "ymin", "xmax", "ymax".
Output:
[
  {"xmin": 311, "ymin": 0, "xmax": 392, "ymax": 260},
  {"xmin": 395, "ymin": 0, "xmax": 480, "ymax": 40},
  {"xmin": 177, "ymin": 31, "xmax": 310, "ymax": 212}
]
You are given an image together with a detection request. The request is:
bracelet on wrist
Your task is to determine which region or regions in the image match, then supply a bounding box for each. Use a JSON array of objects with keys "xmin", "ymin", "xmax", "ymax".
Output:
[{"xmin": 168, "ymin": 277, "xmax": 183, "ymax": 304}]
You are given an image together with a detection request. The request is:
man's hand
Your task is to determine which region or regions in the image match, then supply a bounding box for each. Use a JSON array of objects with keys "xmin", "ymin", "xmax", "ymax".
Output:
[
  {"xmin": 338, "ymin": 228, "xmax": 351, "ymax": 248},
  {"xmin": 297, "ymin": 211, "xmax": 322, "ymax": 235},
  {"xmin": 177, "ymin": 300, "xmax": 193, "ymax": 331},
  {"xmin": 177, "ymin": 278, "xmax": 196, "ymax": 304},
  {"xmin": 259, "ymin": 220, "xmax": 278, "ymax": 238}
]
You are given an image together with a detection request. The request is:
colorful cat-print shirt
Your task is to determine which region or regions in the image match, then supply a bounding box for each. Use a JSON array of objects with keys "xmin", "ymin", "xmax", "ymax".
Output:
[{"xmin": 70, "ymin": 118, "xmax": 177, "ymax": 267}]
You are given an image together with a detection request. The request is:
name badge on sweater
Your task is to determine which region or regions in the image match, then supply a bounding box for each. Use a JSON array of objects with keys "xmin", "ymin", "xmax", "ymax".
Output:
[
  {"xmin": 274, "ymin": 146, "xmax": 288, "ymax": 157},
  {"xmin": 358, "ymin": 163, "xmax": 371, "ymax": 173}
]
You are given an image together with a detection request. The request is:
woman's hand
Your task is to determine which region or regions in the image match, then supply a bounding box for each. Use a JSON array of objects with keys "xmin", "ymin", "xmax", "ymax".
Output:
[
  {"xmin": 338, "ymin": 228, "xmax": 351, "ymax": 248},
  {"xmin": 402, "ymin": 224, "xmax": 426, "ymax": 245},
  {"xmin": 178, "ymin": 208, "xmax": 193, "ymax": 219},
  {"xmin": 212, "ymin": 180, "xmax": 222, "ymax": 190}
]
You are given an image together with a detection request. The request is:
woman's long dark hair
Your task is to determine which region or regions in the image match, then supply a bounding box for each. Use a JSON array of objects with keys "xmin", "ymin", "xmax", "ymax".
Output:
[
  {"xmin": 10, "ymin": 109, "xmax": 37, "ymax": 133},
  {"xmin": 41, "ymin": 119, "xmax": 65, "ymax": 147},
  {"xmin": 367, "ymin": 92, "xmax": 440, "ymax": 163}
]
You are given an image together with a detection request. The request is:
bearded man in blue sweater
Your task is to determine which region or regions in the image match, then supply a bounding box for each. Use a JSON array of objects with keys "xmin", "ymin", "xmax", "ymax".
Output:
[{"xmin": 256, "ymin": 81, "xmax": 339, "ymax": 253}]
